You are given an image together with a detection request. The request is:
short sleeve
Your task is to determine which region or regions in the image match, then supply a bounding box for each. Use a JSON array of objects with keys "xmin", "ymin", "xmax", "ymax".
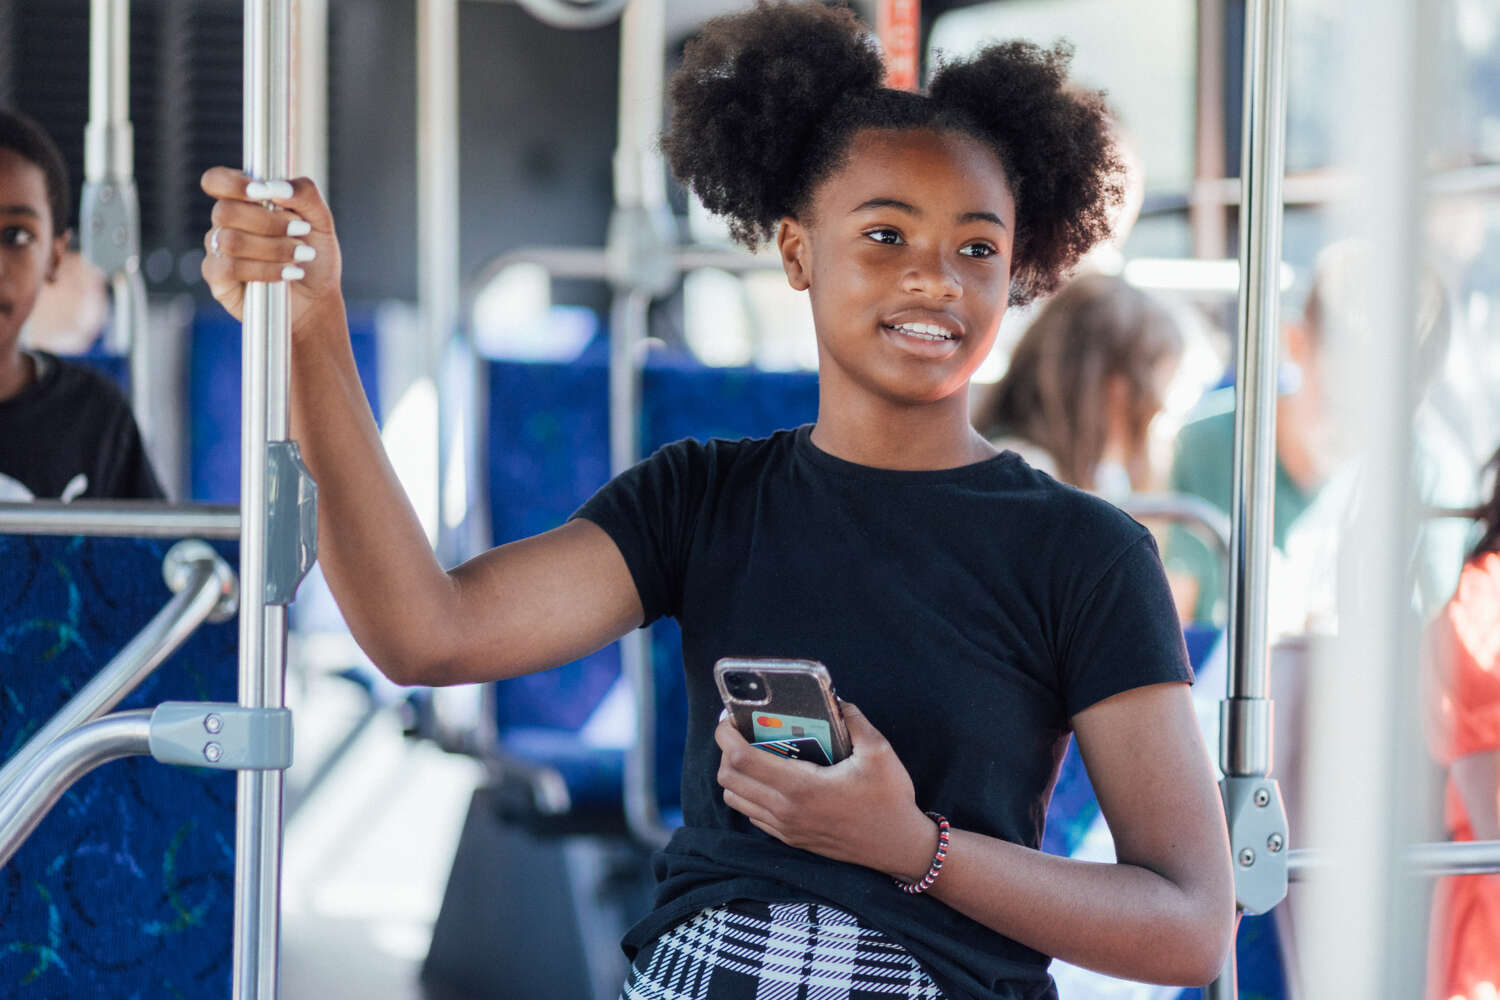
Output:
[
  {"xmin": 1058, "ymin": 533, "xmax": 1193, "ymax": 718},
  {"xmin": 570, "ymin": 439, "xmax": 708, "ymax": 626}
]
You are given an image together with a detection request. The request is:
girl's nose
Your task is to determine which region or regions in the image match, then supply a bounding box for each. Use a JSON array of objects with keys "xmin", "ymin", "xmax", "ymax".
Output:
[{"xmin": 900, "ymin": 250, "xmax": 961, "ymax": 301}]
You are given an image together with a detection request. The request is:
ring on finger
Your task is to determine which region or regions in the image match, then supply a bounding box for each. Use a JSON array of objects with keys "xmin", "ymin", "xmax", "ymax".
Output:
[{"xmin": 209, "ymin": 226, "xmax": 223, "ymax": 258}]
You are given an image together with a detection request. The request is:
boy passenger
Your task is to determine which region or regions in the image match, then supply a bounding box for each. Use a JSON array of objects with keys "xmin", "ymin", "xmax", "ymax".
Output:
[{"xmin": 0, "ymin": 109, "xmax": 162, "ymax": 501}]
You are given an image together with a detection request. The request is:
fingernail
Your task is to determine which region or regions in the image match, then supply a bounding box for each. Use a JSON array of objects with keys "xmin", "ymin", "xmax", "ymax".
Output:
[
  {"xmin": 287, "ymin": 219, "xmax": 312, "ymax": 237},
  {"xmin": 293, "ymin": 244, "xmax": 317, "ymax": 263},
  {"xmin": 281, "ymin": 265, "xmax": 305, "ymax": 281},
  {"xmin": 247, "ymin": 179, "xmax": 294, "ymax": 200},
  {"xmin": 718, "ymin": 708, "xmax": 730, "ymax": 722}
]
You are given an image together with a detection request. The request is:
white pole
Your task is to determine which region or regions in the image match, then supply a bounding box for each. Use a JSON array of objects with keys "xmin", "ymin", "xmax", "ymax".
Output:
[{"xmin": 1296, "ymin": 0, "xmax": 1435, "ymax": 996}]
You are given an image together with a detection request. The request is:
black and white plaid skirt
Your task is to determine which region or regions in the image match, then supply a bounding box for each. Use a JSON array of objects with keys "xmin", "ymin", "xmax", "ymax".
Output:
[{"xmin": 619, "ymin": 899, "xmax": 947, "ymax": 999}]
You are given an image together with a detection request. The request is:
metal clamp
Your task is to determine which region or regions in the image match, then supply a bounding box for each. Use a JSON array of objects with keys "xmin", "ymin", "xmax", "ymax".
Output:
[
  {"xmin": 148, "ymin": 702, "xmax": 293, "ymax": 771},
  {"xmin": 79, "ymin": 176, "xmax": 142, "ymax": 277},
  {"xmin": 163, "ymin": 539, "xmax": 240, "ymax": 622},
  {"xmin": 265, "ymin": 441, "xmax": 318, "ymax": 605},
  {"xmin": 1221, "ymin": 775, "xmax": 1289, "ymax": 914}
]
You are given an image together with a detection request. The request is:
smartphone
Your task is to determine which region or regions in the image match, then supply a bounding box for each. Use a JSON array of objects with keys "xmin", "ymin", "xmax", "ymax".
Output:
[{"xmin": 713, "ymin": 657, "xmax": 852, "ymax": 765}]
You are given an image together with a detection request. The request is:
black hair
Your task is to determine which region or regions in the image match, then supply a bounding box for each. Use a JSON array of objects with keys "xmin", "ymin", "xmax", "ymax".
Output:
[
  {"xmin": 1470, "ymin": 447, "xmax": 1500, "ymax": 562},
  {"xmin": 663, "ymin": 1, "xmax": 1122, "ymax": 306},
  {"xmin": 0, "ymin": 107, "xmax": 72, "ymax": 232}
]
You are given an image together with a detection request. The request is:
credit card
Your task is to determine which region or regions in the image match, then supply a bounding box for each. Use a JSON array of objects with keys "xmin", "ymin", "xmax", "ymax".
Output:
[
  {"xmin": 752, "ymin": 736, "xmax": 833, "ymax": 766},
  {"xmin": 750, "ymin": 712, "xmax": 834, "ymax": 762}
]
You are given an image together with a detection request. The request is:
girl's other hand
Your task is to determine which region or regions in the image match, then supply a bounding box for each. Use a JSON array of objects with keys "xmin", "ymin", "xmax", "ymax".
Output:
[
  {"xmin": 199, "ymin": 168, "xmax": 343, "ymax": 338},
  {"xmin": 715, "ymin": 702, "xmax": 938, "ymax": 884}
]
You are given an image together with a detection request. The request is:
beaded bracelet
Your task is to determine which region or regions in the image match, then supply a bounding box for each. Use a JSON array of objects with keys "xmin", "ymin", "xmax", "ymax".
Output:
[{"xmin": 894, "ymin": 812, "xmax": 950, "ymax": 895}]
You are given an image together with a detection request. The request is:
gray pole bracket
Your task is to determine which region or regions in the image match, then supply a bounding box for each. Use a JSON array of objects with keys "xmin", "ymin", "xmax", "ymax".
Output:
[
  {"xmin": 1221, "ymin": 775, "xmax": 1289, "ymax": 914},
  {"xmin": 149, "ymin": 702, "xmax": 293, "ymax": 771},
  {"xmin": 264, "ymin": 441, "xmax": 318, "ymax": 605},
  {"xmin": 79, "ymin": 176, "xmax": 142, "ymax": 278}
]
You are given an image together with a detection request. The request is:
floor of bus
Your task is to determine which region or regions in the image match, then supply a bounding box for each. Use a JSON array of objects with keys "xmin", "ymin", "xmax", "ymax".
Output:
[{"xmin": 281, "ymin": 650, "xmax": 486, "ymax": 1000}]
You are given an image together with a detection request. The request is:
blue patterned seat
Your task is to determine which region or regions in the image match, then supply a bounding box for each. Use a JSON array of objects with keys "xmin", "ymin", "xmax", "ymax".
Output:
[{"xmin": 0, "ymin": 533, "xmax": 240, "ymax": 998}]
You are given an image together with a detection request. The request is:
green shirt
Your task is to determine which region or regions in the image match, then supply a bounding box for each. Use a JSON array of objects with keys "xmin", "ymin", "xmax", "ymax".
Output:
[{"xmin": 1166, "ymin": 387, "xmax": 1318, "ymax": 623}]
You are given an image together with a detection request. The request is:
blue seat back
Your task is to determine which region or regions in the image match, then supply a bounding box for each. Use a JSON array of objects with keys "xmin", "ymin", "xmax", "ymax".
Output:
[
  {"xmin": 485, "ymin": 356, "xmax": 819, "ymax": 813},
  {"xmin": 0, "ymin": 533, "xmax": 239, "ymax": 998},
  {"xmin": 189, "ymin": 308, "xmax": 382, "ymax": 502}
]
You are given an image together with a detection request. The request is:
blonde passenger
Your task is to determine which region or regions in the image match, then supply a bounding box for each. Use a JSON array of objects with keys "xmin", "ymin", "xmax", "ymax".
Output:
[{"xmin": 973, "ymin": 272, "xmax": 1184, "ymax": 500}]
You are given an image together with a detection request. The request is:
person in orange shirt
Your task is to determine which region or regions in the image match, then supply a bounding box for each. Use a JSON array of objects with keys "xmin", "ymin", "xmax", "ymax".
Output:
[{"xmin": 1427, "ymin": 447, "xmax": 1500, "ymax": 1000}]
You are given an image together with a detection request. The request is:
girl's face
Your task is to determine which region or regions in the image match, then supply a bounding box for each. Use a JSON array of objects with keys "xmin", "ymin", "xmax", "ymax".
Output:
[
  {"xmin": 777, "ymin": 127, "xmax": 1016, "ymax": 408},
  {"xmin": 0, "ymin": 149, "xmax": 67, "ymax": 355}
]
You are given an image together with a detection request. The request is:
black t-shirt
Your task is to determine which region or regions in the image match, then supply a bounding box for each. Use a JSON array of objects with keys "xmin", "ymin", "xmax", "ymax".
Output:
[
  {"xmin": 0, "ymin": 351, "xmax": 164, "ymax": 501},
  {"xmin": 575, "ymin": 426, "xmax": 1191, "ymax": 1000}
]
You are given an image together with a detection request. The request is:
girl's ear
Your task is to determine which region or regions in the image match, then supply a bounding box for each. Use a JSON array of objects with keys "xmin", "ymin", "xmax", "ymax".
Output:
[
  {"xmin": 46, "ymin": 229, "xmax": 71, "ymax": 283},
  {"xmin": 776, "ymin": 217, "xmax": 811, "ymax": 291}
]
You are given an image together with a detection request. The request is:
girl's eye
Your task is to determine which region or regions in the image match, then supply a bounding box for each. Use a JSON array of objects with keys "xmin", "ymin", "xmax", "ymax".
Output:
[
  {"xmin": 960, "ymin": 242, "xmax": 997, "ymax": 259},
  {"xmin": 1, "ymin": 226, "xmax": 36, "ymax": 248},
  {"xmin": 864, "ymin": 228, "xmax": 903, "ymax": 246}
]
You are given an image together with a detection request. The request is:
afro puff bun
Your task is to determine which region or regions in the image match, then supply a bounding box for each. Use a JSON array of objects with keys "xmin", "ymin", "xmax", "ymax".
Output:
[
  {"xmin": 663, "ymin": 2, "xmax": 884, "ymax": 248},
  {"xmin": 663, "ymin": 1, "xmax": 1123, "ymax": 306}
]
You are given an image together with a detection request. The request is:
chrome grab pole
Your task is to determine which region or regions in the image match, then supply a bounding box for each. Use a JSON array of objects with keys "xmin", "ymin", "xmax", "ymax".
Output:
[
  {"xmin": 0, "ymin": 501, "xmax": 240, "ymax": 538},
  {"xmin": 1207, "ymin": 2, "xmax": 1289, "ymax": 997},
  {"xmin": 0, "ymin": 543, "xmax": 237, "ymax": 796},
  {"xmin": 83, "ymin": 0, "xmax": 152, "ymax": 449},
  {"xmin": 1221, "ymin": 0, "xmax": 1287, "ymax": 778},
  {"xmin": 235, "ymin": 3, "xmax": 294, "ymax": 998},
  {"xmin": 418, "ymin": 0, "xmax": 462, "ymax": 561},
  {"xmin": 0, "ymin": 712, "xmax": 153, "ymax": 872},
  {"xmin": 612, "ymin": 0, "xmax": 677, "ymax": 850}
]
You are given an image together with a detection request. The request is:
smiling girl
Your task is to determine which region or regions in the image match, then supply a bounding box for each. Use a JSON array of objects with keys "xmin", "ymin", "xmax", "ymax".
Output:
[{"xmin": 200, "ymin": 3, "xmax": 1233, "ymax": 997}]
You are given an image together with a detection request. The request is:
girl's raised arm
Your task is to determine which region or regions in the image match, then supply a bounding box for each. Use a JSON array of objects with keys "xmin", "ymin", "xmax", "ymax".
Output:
[{"xmin": 200, "ymin": 168, "xmax": 644, "ymax": 686}]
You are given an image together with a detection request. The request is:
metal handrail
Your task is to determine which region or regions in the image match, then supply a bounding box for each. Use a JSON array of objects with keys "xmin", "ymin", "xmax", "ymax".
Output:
[
  {"xmin": 1120, "ymin": 492, "xmax": 1233, "ymax": 571},
  {"xmin": 0, "ymin": 542, "xmax": 238, "ymax": 796},
  {"xmin": 1290, "ymin": 840, "xmax": 1500, "ymax": 879},
  {"xmin": 0, "ymin": 501, "xmax": 241, "ymax": 539},
  {"xmin": 0, "ymin": 711, "xmax": 153, "ymax": 871}
]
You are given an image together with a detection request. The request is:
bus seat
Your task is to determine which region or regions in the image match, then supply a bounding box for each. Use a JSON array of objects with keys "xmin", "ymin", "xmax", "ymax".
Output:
[
  {"xmin": 0, "ymin": 533, "xmax": 239, "ymax": 998},
  {"xmin": 188, "ymin": 306, "xmax": 382, "ymax": 503}
]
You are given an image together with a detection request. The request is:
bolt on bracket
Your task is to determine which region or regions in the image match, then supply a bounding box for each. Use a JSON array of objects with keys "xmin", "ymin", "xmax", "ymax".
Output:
[
  {"xmin": 1221, "ymin": 775, "xmax": 1289, "ymax": 914},
  {"xmin": 148, "ymin": 702, "xmax": 293, "ymax": 771}
]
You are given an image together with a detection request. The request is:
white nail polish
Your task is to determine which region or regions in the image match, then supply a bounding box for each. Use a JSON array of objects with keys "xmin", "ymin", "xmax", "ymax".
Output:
[
  {"xmin": 286, "ymin": 219, "xmax": 312, "ymax": 237},
  {"xmin": 247, "ymin": 179, "xmax": 294, "ymax": 200},
  {"xmin": 281, "ymin": 265, "xmax": 305, "ymax": 281},
  {"xmin": 293, "ymin": 244, "xmax": 317, "ymax": 263}
]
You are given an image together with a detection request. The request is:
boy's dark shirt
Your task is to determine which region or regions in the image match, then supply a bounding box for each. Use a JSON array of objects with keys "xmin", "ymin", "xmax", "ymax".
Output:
[
  {"xmin": 0, "ymin": 351, "xmax": 164, "ymax": 500},
  {"xmin": 574, "ymin": 426, "xmax": 1192, "ymax": 1000}
]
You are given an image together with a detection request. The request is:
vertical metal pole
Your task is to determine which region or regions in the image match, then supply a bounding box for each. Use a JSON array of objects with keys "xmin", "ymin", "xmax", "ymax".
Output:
[
  {"xmin": 612, "ymin": 0, "xmax": 675, "ymax": 849},
  {"xmin": 1220, "ymin": 0, "xmax": 1287, "ymax": 777},
  {"xmin": 84, "ymin": 0, "xmax": 153, "ymax": 451},
  {"xmin": 1209, "ymin": 2, "xmax": 1288, "ymax": 996},
  {"xmin": 1296, "ymin": 0, "xmax": 1433, "ymax": 996},
  {"xmin": 418, "ymin": 0, "xmax": 460, "ymax": 560},
  {"xmin": 294, "ymin": 0, "xmax": 329, "ymax": 196},
  {"xmin": 234, "ymin": 2, "xmax": 293, "ymax": 998}
]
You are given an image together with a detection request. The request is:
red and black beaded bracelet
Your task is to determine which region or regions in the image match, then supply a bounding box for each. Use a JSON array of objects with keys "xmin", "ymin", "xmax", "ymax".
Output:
[{"xmin": 894, "ymin": 812, "xmax": 950, "ymax": 895}]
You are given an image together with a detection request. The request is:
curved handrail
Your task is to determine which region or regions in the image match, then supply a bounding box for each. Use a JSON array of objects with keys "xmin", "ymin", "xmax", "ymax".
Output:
[
  {"xmin": 0, "ymin": 711, "xmax": 153, "ymax": 871},
  {"xmin": 0, "ymin": 501, "xmax": 241, "ymax": 539},
  {"xmin": 0, "ymin": 542, "xmax": 238, "ymax": 795},
  {"xmin": 1120, "ymin": 491, "xmax": 1234, "ymax": 573}
]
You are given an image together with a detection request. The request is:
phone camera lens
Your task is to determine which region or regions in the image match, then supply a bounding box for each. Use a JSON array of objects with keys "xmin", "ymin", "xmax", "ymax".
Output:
[{"xmin": 725, "ymin": 671, "xmax": 767, "ymax": 701}]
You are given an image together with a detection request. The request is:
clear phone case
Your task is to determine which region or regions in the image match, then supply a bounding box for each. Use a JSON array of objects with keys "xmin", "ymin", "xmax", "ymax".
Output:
[{"xmin": 713, "ymin": 657, "xmax": 852, "ymax": 763}]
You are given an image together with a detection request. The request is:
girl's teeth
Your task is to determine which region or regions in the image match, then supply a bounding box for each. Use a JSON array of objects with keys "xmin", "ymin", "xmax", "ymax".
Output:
[{"xmin": 891, "ymin": 323, "xmax": 953, "ymax": 341}]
